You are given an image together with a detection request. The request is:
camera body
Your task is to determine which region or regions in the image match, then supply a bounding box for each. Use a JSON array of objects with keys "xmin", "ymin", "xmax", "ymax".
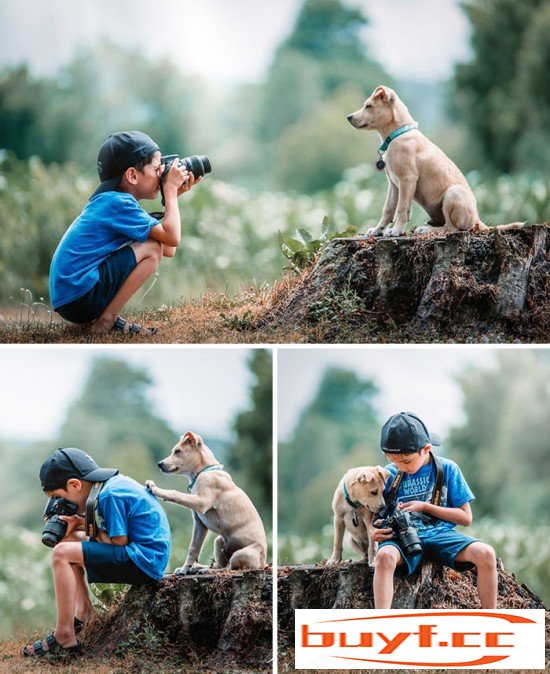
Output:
[
  {"xmin": 375, "ymin": 508, "xmax": 422, "ymax": 556},
  {"xmin": 42, "ymin": 497, "xmax": 79, "ymax": 548},
  {"xmin": 160, "ymin": 154, "xmax": 212, "ymax": 182}
]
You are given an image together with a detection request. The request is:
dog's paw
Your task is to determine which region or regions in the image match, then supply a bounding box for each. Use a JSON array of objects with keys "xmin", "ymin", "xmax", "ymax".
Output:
[
  {"xmin": 414, "ymin": 225, "xmax": 431, "ymax": 235},
  {"xmin": 145, "ymin": 480, "xmax": 157, "ymax": 494},
  {"xmin": 383, "ymin": 227, "xmax": 403, "ymax": 237},
  {"xmin": 326, "ymin": 557, "xmax": 341, "ymax": 566},
  {"xmin": 366, "ymin": 227, "xmax": 383, "ymax": 237},
  {"xmin": 174, "ymin": 565, "xmax": 192, "ymax": 575}
]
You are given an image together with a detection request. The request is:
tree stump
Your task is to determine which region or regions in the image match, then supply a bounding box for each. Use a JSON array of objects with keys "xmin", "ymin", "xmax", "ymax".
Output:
[
  {"xmin": 277, "ymin": 561, "xmax": 549, "ymax": 668},
  {"xmin": 270, "ymin": 224, "xmax": 550, "ymax": 342},
  {"xmin": 83, "ymin": 569, "xmax": 273, "ymax": 672}
]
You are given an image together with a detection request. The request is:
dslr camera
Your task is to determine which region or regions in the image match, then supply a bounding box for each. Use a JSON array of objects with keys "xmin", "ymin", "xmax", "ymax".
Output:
[
  {"xmin": 160, "ymin": 154, "xmax": 212, "ymax": 182},
  {"xmin": 375, "ymin": 508, "xmax": 422, "ymax": 556},
  {"xmin": 42, "ymin": 497, "xmax": 79, "ymax": 548}
]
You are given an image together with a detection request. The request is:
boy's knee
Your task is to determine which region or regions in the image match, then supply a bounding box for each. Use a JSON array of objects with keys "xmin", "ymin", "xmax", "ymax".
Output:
[
  {"xmin": 478, "ymin": 544, "xmax": 496, "ymax": 566},
  {"xmin": 471, "ymin": 543, "xmax": 496, "ymax": 568},
  {"xmin": 375, "ymin": 546, "xmax": 399, "ymax": 571},
  {"xmin": 51, "ymin": 542, "xmax": 72, "ymax": 565}
]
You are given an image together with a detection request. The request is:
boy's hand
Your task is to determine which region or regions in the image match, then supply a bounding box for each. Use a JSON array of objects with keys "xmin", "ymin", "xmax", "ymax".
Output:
[
  {"xmin": 59, "ymin": 514, "xmax": 85, "ymax": 540},
  {"xmin": 177, "ymin": 172, "xmax": 201, "ymax": 196},
  {"xmin": 163, "ymin": 161, "xmax": 187, "ymax": 195},
  {"xmin": 397, "ymin": 500, "xmax": 426, "ymax": 513},
  {"xmin": 370, "ymin": 521, "xmax": 394, "ymax": 542}
]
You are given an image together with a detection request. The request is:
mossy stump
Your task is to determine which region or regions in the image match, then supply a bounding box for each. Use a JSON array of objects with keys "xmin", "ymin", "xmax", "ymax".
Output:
[{"xmin": 271, "ymin": 224, "xmax": 550, "ymax": 342}]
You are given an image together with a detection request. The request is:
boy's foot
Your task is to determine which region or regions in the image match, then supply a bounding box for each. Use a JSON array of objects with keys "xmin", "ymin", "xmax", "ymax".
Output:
[
  {"xmin": 22, "ymin": 633, "xmax": 82, "ymax": 658},
  {"xmin": 90, "ymin": 315, "xmax": 156, "ymax": 335}
]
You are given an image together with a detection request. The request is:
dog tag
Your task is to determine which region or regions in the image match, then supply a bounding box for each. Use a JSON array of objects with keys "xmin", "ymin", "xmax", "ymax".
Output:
[
  {"xmin": 352, "ymin": 512, "xmax": 359, "ymax": 527},
  {"xmin": 375, "ymin": 159, "xmax": 386, "ymax": 171}
]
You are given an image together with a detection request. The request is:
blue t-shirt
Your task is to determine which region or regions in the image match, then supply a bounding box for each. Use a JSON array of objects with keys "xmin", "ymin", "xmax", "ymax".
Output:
[
  {"xmin": 383, "ymin": 456, "xmax": 474, "ymax": 534},
  {"xmin": 96, "ymin": 474, "xmax": 171, "ymax": 580},
  {"xmin": 49, "ymin": 192, "xmax": 158, "ymax": 309}
]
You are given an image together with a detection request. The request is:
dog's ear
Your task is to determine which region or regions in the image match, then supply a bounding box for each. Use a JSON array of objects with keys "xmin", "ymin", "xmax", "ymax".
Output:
[
  {"xmin": 358, "ymin": 469, "xmax": 375, "ymax": 484},
  {"xmin": 372, "ymin": 86, "xmax": 395, "ymax": 105},
  {"xmin": 182, "ymin": 431, "xmax": 202, "ymax": 448}
]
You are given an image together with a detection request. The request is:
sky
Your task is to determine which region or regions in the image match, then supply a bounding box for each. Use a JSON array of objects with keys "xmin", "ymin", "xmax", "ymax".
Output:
[
  {"xmin": 278, "ymin": 347, "xmax": 507, "ymax": 443},
  {"xmin": 0, "ymin": 0, "xmax": 471, "ymax": 84},
  {"xmin": 0, "ymin": 347, "xmax": 256, "ymax": 442}
]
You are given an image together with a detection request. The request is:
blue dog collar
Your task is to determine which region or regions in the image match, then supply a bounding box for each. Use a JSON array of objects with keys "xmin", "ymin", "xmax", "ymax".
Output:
[
  {"xmin": 375, "ymin": 123, "xmax": 418, "ymax": 171},
  {"xmin": 378, "ymin": 123, "xmax": 419, "ymax": 155},
  {"xmin": 187, "ymin": 464, "xmax": 224, "ymax": 493}
]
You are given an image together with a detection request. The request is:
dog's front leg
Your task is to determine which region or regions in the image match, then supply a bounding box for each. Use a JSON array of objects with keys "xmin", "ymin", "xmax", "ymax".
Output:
[
  {"xmin": 145, "ymin": 481, "xmax": 214, "ymax": 513},
  {"xmin": 368, "ymin": 179, "xmax": 398, "ymax": 236},
  {"xmin": 386, "ymin": 177, "xmax": 416, "ymax": 236},
  {"xmin": 327, "ymin": 514, "xmax": 346, "ymax": 564},
  {"xmin": 175, "ymin": 513, "xmax": 209, "ymax": 575}
]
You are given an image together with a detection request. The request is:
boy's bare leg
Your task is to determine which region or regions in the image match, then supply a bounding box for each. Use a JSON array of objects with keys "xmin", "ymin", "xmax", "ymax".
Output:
[
  {"xmin": 90, "ymin": 239, "xmax": 163, "ymax": 333},
  {"xmin": 73, "ymin": 565, "xmax": 94, "ymax": 623},
  {"xmin": 373, "ymin": 545, "xmax": 403, "ymax": 609},
  {"xmin": 24, "ymin": 542, "xmax": 84, "ymax": 653},
  {"xmin": 455, "ymin": 542, "xmax": 497, "ymax": 608}
]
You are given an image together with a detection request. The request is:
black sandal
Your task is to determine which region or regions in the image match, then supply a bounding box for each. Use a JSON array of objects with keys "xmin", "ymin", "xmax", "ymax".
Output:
[
  {"xmin": 22, "ymin": 632, "xmax": 83, "ymax": 658},
  {"xmin": 112, "ymin": 316, "xmax": 157, "ymax": 335}
]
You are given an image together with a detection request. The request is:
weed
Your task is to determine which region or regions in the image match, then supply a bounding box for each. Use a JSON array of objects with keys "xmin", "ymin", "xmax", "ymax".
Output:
[{"xmin": 278, "ymin": 216, "xmax": 357, "ymax": 273}]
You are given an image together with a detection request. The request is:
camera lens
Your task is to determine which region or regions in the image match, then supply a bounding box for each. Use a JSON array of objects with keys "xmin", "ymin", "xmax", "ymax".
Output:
[
  {"xmin": 41, "ymin": 516, "xmax": 68, "ymax": 548},
  {"xmin": 183, "ymin": 155, "xmax": 212, "ymax": 179}
]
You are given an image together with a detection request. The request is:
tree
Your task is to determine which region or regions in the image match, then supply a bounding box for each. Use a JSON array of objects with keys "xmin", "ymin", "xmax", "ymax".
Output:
[
  {"xmin": 453, "ymin": 0, "xmax": 548, "ymax": 172},
  {"xmin": 279, "ymin": 367, "xmax": 380, "ymax": 533},
  {"xmin": 447, "ymin": 351, "xmax": 550, "ymax": 522},
  {"xmin": 58, "ymin": 357, "xmax": 176, "ymax": 467},
  {"xmin": 258, "ymin": 0, "xmax": 390, "ymax": 191},
  {"xmin": 227, "ymin": 350, "xmax": 273, "ymax": 526}
]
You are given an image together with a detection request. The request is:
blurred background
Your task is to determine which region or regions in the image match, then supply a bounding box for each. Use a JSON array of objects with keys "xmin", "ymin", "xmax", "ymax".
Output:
[
  {"xmin": 0, "ymin": 0, "xmax": 548, "ymax": 309},
  {"xmin": 0, "ymin": 347, "xmax": 272, "ymax": 638},
  {"xmin": 278, "ymin": 347, "xmax": 550, "ymax": 605}
]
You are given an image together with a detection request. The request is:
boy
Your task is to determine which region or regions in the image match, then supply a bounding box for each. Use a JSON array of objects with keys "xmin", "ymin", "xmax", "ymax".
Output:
[
  {"xmin": 369, "ymin": 412, "xmax": 497, "ymax": 609},
  {"xmin": 23, "ymin": 447, "xmax": 171, "ymax": 657},
  {"xmin": 49, "ymin": 130, "xmax": 199, "ymax": 334}
]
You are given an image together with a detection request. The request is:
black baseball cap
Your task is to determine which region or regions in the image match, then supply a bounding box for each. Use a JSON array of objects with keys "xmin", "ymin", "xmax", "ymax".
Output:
[
  {"xmin": 91, "ymin": 130, "xmax": 160, "ymax": 198},
  {"xmin": 380, "ymin": 412, "xmax": 442, "ymax": 454},
  {"xmin": 40, "ymin": 448, "xmax": 118, "ymax": 491}
]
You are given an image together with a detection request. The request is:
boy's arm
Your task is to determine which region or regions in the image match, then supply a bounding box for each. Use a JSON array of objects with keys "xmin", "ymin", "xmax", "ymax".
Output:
[
  {"xmin": 149, "ymin": 163, "xmax": 198, "ymax": 248},
  {"xmin": 96, "ymin": 529, "xmax": 129, "ymax": 546},
  {"xmin": 398, "ymin": 500, "xmax": 473, "ymax": 526}
]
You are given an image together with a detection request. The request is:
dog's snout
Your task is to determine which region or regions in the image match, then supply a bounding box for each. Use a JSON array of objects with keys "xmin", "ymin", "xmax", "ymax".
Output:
[
  {"xmin": 158, "ymin": 461, "xmax": 165, "ymax": 471},
  {"xmin": 347, "ymin": 114, "xmax": 353, "ymax": 121}
]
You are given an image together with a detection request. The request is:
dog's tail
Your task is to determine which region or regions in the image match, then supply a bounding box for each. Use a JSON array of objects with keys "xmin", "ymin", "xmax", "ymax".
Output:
[{"xmin": 474, "ymin": 221, "xmax": 527, "ymax": 233}]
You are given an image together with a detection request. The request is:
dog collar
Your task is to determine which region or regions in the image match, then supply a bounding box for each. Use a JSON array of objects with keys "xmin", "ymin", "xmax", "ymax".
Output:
[
  {"xmin": 376, "ymin": 123, "xmax": 418, "ymax": 171},
  {"xmin": 187, "ymin": 464, "xmax": 224, "ymax": 493},
  {"xmin": 342, "ymin": 481, "xmax": 361, "ymax": 509}
]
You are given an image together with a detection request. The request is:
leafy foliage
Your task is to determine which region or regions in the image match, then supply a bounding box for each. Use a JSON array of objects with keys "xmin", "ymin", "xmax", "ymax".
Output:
[
  {"xmin": 453, "ymin": 0, "xmax": 550, "ymax": 172},
  {"xmin": 278, "ymin": 215, "xmax": 357, "ymax": 273},
  {"xmin": 227, "ymin": 350, "xmax": 273, "ymax": 526},
  {"xmin": 279, "ymin": 367, "xmax": 380, "ymax": 535}
]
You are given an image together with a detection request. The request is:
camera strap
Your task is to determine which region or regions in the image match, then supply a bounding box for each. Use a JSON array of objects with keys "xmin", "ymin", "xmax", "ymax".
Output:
[
  {"xmin": 85, "ymin": 481, "xmax": 104, "ymax": 539},
  {"xmin": 386, "ymin": 452, "xmax": 444, "ymax": 520}
]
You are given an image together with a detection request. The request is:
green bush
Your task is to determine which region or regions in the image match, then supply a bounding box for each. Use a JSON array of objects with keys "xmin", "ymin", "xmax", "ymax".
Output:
[{"xmin": 1, "ymin": 152, "xmax": 546, "ymax": 308}]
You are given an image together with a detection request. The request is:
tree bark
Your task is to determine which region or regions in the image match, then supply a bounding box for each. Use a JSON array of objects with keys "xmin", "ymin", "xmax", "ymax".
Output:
[
  {"xmin": 84, "ymin": 569, "xmax": 272, "ymax": 671},
  {"xmin": 270, "ymin": 225, "xmax": 550, "ymax": 342}
]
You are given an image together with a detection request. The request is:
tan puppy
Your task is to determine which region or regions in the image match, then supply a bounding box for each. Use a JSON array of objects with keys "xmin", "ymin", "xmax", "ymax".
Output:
[
  {"xmin": 348, "ymin": 86, "xmax": 522, "ymax": 236},
  {"xmin": 146, "ymin": 432, "xmax": 267, "ymax": 574},
  {"xmin": 327, "ymin": 465, "xmax": 390, "ymax": 566}
]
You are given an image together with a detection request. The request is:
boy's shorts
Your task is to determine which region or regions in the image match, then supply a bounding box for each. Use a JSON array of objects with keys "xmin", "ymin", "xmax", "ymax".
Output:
[
  {"xmin": 378, "ymin": 528, "xmax": 479, "ymax": 578},
  {"xmin": 82, "ymin": 541, "xmax": 157, "ymax": 585},
  {"xmin": 56, "ymin": 245, "xmax": 137, "ymax": 324}
]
